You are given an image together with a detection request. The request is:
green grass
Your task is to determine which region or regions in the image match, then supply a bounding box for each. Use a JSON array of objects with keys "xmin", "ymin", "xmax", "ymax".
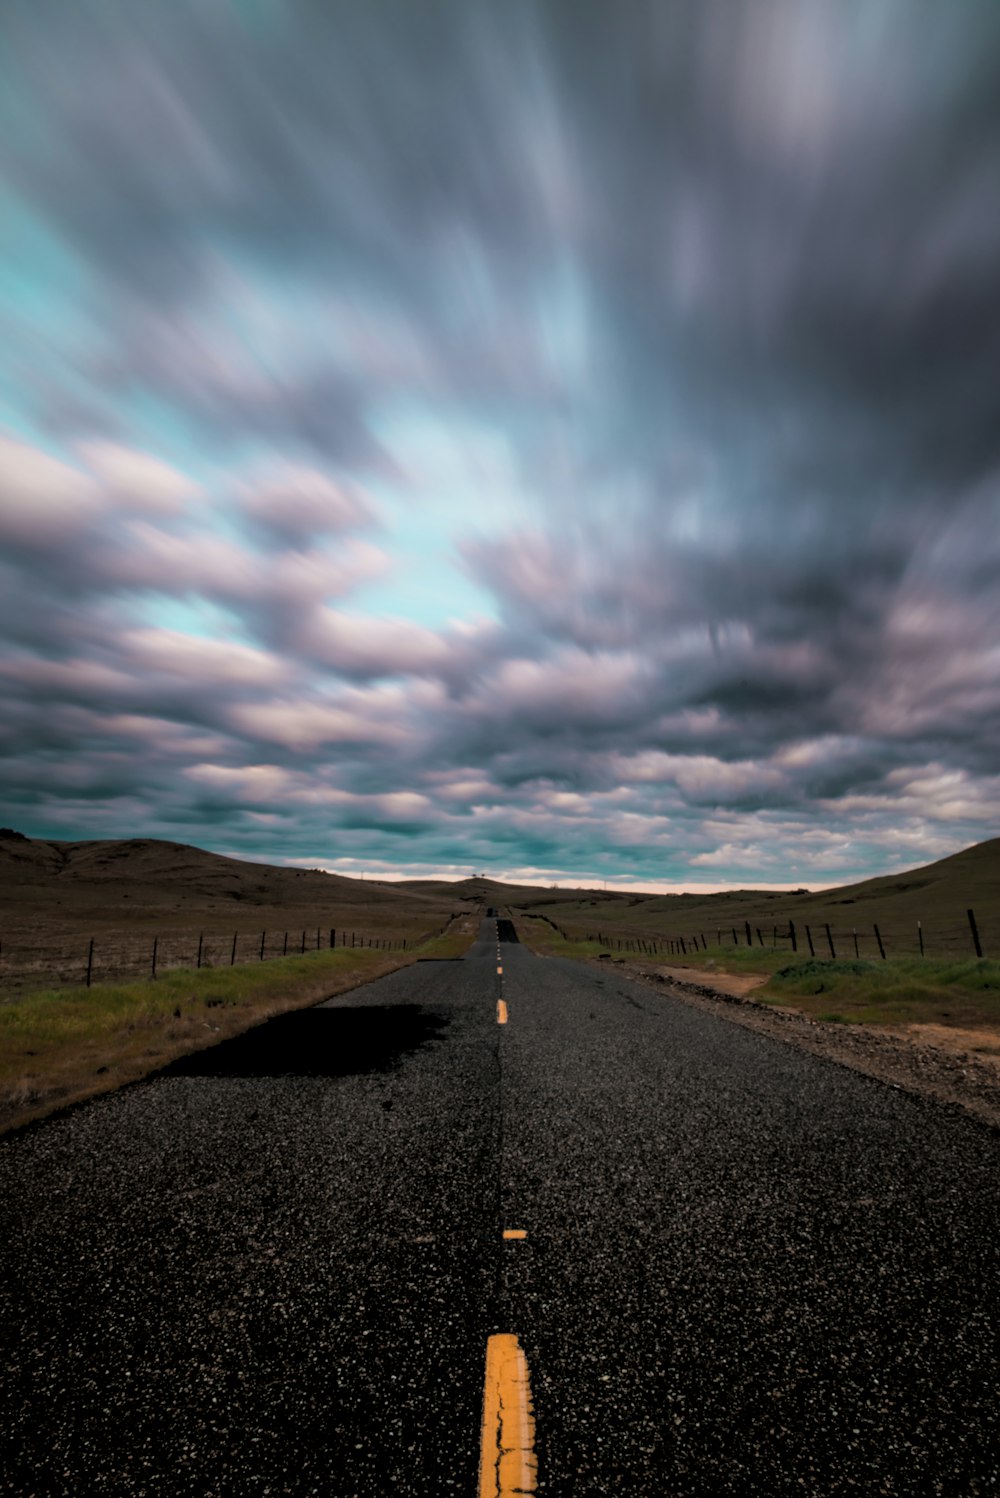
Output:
[
  {"xmin": 514, "ymin": 921, "xmax": 611, "ymax": 962},
  {"xmin": 413, "ymin": 921, "xmax": 478, "ymax": 959},
  {"xmin": 1, "ymin": 911, "xmax": 481, "ymax": 1135},
  {"xmin": 519, "ymin": 915, "xmax": 1000, "ymax": 1030},
  {"xmin": 0, "ymin": 932, "xmax": 466, "ymax": 1134},
  {"xmin": 756, "ymin": 955, "xmax": 1000, "ymax": 1027}
]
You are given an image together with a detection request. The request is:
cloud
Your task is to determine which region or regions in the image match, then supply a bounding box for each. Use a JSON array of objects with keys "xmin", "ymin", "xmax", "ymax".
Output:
[
  {"xmin": 1, "ymin": 2, "xmax": 998, "ymax": 885},
  {"xmin": 294, "ymin": 608, "xmax": 458, "ymax": 679},
  {"xmin": 0, "ymin": 436, "xmax": 100, "ymax": 546},
  {"xmin": 77, "ymin": 441, "xmax": 197, "ymax": 514},
  {"xmin": 239, "ymin": 464, "xmax": 376, "ymax": 542},
  {"xmin": 224, "ymin": 694, "xmax": 411, "ymax": 754},
  {"xmin": 120, "ymin": 628, "xmax": 286, "ymax": 689}
]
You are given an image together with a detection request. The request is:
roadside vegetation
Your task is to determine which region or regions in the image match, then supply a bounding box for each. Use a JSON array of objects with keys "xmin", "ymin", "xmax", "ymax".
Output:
[
  {"xmin": 758, "ymin": 955, "xmax": 1000, "ymax": 1029},
  {"xmin": 0, "ymin": 917, "xmax": 478, "ymax": 1136},
  {"xmin": 517, "ymin": 915, "xmax": 1000, "ymax": 1032}
]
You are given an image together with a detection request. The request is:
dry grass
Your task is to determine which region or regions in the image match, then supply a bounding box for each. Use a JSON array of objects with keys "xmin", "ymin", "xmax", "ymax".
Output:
[
  {"xmin": 499, "ymin": 837, "xmax": 1000, "ymax": 964},
  {"xmin": 0, "ymin": 832, "xmax": 474, "ymax": 993}
]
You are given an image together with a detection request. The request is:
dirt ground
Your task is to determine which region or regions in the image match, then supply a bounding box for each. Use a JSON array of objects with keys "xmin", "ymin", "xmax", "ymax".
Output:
[{"xmin": 602, "ymin": 958, "xmax": 1000, "ymax": 1132}]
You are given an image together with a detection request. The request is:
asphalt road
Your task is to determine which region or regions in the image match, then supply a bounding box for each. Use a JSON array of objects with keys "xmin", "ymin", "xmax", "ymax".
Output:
[{"xmin": 1, "ymin": 920, "xmax": 999, "ymax": 1495}]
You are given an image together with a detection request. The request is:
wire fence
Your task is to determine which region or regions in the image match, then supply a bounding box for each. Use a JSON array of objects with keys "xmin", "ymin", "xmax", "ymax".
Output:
[
  {"xmin": 0, "ymin": 921, "xmax": 421, "ymax": 995},
  {"xmin": 538, "ymin": 907, "xmax": 995, "ymax": 962}
]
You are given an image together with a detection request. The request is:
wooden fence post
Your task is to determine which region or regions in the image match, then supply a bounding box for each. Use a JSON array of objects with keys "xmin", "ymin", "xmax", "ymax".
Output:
[
  {"xmin": 874, "ymin": 924, "xmax": 886, "ymax": 960},
  {"xmin": 330, "ymin": 928, "xmax": 335, "ymax": 949},
  {"xmin": 805, "ymin": 924, "xmax": 815, "ymax": 957},
  {"xmin": 732, "ymin": 928, "xmax": 738, "ymax": 945},
  {"xmin": 231, "ymin": 932, "xmax": 238, "ymax": 966},
  {"xmin": 283, "ymin": 932, "xmax": 288, "ymax": 956},
  {"xmin": 756, "ymin": 928, "xmax": 764, "ymax": 947},
  {"xmin": 196, "ymin": 932, "xmax": 203, "ymax": 969},
  {"xmin": 968, "ymin": 908, "xmax": 983, "ymax": 958},
  {"xmin": 825, "ymin": 924, "xmax": 836, "ymax": 958},
  {"xmin": 260, "ymin": 930, "xmax": 266, "ymax": 961},
  {"xmin": 745, "ymin": 921, "xmax": 752, "ymax": 946},
  {"xmin": 316, "ymin": 928, "xmax": 320, "ymax": 950},
  {"xmin": 301, "ymin": 930, "xmax": 306, "ymax": 954},
  {"xmin": 852, "ymin": 928, "xmax": 859, "ymax": 959},
  {"xmin": 86, "ymin": 938, "xmax": 94, "ymax": 988},
  {"xmin": 151, "ymin": 936, "xmax": 158, "ymax": 979},
  {"xmin": 918, "ymin": 921, "xmax": 924, "ymax": 957},
  {"xmin": 789, "ymin": 920, "xmax": 797, "ymax": 953}
]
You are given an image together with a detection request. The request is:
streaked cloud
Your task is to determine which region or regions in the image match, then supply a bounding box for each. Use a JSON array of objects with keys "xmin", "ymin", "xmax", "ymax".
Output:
[{"xmin": 1, "ymin": 1, "xmax": 998, "ymax": 887}]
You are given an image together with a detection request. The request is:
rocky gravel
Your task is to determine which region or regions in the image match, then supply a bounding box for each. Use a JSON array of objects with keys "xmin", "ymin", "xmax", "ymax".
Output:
[{"xmin": 604, "ymin": 957, "xmax": 1000, "ymax": 1132}]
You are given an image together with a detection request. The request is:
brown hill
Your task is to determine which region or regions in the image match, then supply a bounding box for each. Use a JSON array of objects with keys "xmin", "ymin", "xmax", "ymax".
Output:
[
  {"xmin": 0, "ymin": 831, "xmax": 470, "ymax": 948},
  {"xmin": 3, "ymin": 830, "xmax": 998, "ymax": 967},
  {"xmin": 500, "ymin": 838, "xmax": 1000, "ymax": 961}
]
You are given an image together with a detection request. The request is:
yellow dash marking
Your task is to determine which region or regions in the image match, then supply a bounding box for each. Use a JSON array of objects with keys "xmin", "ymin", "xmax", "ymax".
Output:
[
  {"xmin": 497, "ymin": 965, "xmax": 503, "ymax": 974},
  {"xmin": 478, "ymin": 1333, "xmax": 537, "ymax": 1497},
  {"xmin": 502, "ymin": 1229, "xmax": 527, "ymax": 1240},
  {"xmin": 497, "ymin": 1000, "xmax": 508, "ymax": 1025}
]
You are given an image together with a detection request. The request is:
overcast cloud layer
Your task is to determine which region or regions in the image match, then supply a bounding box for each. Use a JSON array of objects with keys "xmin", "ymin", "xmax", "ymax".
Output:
[{"xmin": 1, "ymin": 1, "xmax": 999, "ymax": 888}]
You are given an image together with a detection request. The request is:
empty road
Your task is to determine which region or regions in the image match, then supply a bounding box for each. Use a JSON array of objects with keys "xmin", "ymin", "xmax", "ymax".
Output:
[{"xmin": 1, "ymin": 919, "xmax": 998, "ymax": 1494}]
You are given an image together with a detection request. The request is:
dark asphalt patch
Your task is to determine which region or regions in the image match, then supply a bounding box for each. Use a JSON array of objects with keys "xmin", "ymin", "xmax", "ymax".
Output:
[
  {"xmin": 161, "ymin": 1004, "xmax": 448, "ymax": 1079},
  {"xmin": 497, "ymin": 919, "xmax": 519, "ymax": 943}
]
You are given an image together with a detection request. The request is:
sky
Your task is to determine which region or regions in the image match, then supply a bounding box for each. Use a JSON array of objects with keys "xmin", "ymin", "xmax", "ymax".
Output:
[{"xmin": 1, "ymin": 1, "xmax": 999, "ymax": 892}]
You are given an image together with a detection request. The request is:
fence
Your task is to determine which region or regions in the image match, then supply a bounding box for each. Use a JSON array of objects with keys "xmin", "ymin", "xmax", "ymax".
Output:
[
  {"xmin": 0, "ymin": 922, "xmax": 412, "ymax": 995},
  {"xmin": 547, "ymin": 907, "xmax": 994, "ymax": 962},
  {"xmin": 0, "ymin": 908, "xmax": 469, "ymax": 995}
]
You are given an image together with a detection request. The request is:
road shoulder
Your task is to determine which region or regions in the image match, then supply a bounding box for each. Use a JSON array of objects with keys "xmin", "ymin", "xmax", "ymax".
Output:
[{"xmin": 592, "ymin": 956, "xmax": 1000, "ymax": 1131}]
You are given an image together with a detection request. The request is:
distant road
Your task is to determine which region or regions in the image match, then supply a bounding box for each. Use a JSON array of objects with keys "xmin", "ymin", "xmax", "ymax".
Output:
[{"xmin": 2, "ymin": 920, "xmax": 998, "ymax": 1494}]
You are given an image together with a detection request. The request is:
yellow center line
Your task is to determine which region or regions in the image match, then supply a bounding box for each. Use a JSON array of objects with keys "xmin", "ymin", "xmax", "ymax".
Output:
[
  {"xmin": 502, "ymin": 1228, "xmax": 527, "ymax": 1240},
  {"xmin": 497, "ymin": 1000, "xmax": 508, "ymax": 1024},
  {"xmin": 478, "ymin": 1333, "xmax": 537, "ymax": 1497}
]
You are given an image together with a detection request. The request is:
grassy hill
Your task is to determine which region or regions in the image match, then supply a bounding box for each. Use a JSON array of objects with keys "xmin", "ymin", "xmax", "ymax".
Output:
[
  {"xmin": 3, "ymin": 828, "xmax": 999, "ymax": 981},
  {"xmin": 0, "ymin": 830, "xmax": 467, "ymax": 932},
  {"xmin": 4, "ymin": 829, "xmax": 999, "ymax": 962},
  {"xmin": 0, "ymin": 830, "xmax": 475, "ymax": 992},
  {"xmin": 499, "ymin": 840, "xmax": 1000, "ymax": 962}
]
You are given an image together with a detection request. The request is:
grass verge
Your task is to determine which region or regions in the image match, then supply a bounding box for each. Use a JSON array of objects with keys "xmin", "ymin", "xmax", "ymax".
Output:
[
  {"xmin": 0, "ymin": 949, "xmax": 403, "ymax": 1135},
  {"xmin": 414, "ymin": 921, "xmax": 479, "ymax": 959},
  {"xmin": 756, "ymin": 955, "xmax": 1000, "ymax": 1027},
  {"xmin": 517, "ymin": 917, "xmax": 1000, "ymax": 1031},
  {"xmin": 0, "ymin": 920, "xmax": 475, "ymax": 1136}
]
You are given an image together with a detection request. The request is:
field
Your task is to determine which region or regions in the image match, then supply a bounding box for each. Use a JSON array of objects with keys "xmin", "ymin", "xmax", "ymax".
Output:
[
  {"xmin": 484, "ymin": 837, "xmax": 1000, "ymax": 964},
  {"xmin": 516, "ymin": 917, "xmax": 1000, "ymax": 1029},
  {"xmin": 0, "ymin": 832, "xmax": 472, "ymax": 992},
  {"xmin": 0, "ymin": 831, "xmax": 482, "ymax": 1131}
]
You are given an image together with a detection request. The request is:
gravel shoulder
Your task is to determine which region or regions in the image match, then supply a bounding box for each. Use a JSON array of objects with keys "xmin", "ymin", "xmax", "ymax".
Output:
[{"xmin": 598, "ymin": 957, "xmax": 1000, "ymax": 1131}]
